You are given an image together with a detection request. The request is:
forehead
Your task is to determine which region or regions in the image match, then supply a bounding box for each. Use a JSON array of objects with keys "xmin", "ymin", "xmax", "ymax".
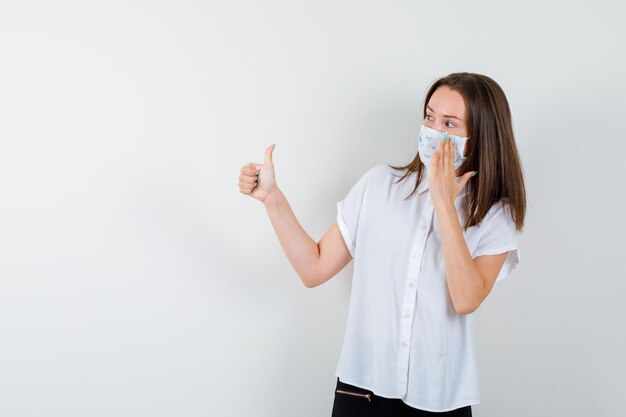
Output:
[{"xmin": 427, "ymin": 86, "xmax": 466, "ymax": 119}]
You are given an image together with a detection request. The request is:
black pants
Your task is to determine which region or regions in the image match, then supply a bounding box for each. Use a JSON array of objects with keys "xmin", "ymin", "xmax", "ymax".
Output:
[{"xmin": 331, "ymin": 378, "xmax": 472, "ymax": 417}]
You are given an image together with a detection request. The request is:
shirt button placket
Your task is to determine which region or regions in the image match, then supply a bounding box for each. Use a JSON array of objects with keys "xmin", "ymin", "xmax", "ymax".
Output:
[{"xmin": 398, "ymin": 204, "xmax": 434, "ymax": 387}]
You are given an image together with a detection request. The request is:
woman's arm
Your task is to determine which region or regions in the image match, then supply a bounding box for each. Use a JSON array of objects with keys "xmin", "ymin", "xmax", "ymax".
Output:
[
  {"xmin": 239, "ymin": 144, "xmax": 352, "ymax": 288},
  {"xmin": 263, "ymin": 190, "xmax": 352, "ymax": 288},
  {"xmin": 435, "ymin": 203, "xmax": 507, "ymax": 314},
  {"xmin": 427, "ymin": 135, "xmax": 508, "ymax": 314}
]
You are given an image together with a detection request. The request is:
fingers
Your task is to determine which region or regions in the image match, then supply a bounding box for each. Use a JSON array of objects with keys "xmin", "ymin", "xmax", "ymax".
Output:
[
  {"xmin": 240, "ymin": 162, "xmax": 258, "ymax": 176},
  {"xmin": 432, "ymin": 134, "xmax": 457, "ymax": 176},
  {"xmin": 432, "ymin": 138, "xmax": 442, "ymax": 171},
  {"xmin": 442, "ymin": 133, "xmax": 450, "ymax": 169},
  {"xmin": 239, "ymin": 176, "xmax": 257, "ymax": 194},
  {"xmin": 239, "ymin": 162, "xmax": 259, "ymax": 195},
  {"xmin": 240, "ymin": 175, "xmax": 256, "ymax": 185},
  {"xmin": 239, "ymin": 179, "xmax": 255, "ymax": 190},
  {"xmin": 239, "ymin": 180, "xmax": 252, "ymax": 189},
  {"xmin": 441, "ymin": 132, "xmax": 450, "ymax": 168}
]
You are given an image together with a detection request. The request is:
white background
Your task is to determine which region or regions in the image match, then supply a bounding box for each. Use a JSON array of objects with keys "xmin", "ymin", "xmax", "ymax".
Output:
[{"xmin": 1, "ymin": 1, "xmax": 625, "ymax": 416}]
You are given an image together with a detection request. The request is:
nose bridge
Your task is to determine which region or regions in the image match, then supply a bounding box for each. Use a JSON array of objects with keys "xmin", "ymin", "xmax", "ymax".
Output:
[
  {"xmin": 436, "ymin": 121, "xmax": 449, "ymax": 133},
  {"xmin": 427, "ymin": 116, "xmax": 446, "ymax": 132},
  {"xmin": 424, "ymin": 118, "xmax": 449, "ymax": 134}
]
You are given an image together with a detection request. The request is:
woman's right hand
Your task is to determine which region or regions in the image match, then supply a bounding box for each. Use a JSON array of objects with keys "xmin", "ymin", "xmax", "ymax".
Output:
[{"xmin": 239, "ymin": 144, "xmax": 277, "ymax": 203}]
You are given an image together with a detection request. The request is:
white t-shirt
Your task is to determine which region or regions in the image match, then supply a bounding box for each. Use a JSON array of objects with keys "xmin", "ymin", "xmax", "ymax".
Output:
[{"xmin": 334, "ymin": 164, "xmax": 520, "ymax": 412}]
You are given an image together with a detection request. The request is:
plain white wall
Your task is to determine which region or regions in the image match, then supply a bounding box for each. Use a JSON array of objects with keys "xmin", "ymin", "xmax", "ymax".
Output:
[{"xmin": 0, "ymin": 0, "xmax": 624, "ymax": 416}]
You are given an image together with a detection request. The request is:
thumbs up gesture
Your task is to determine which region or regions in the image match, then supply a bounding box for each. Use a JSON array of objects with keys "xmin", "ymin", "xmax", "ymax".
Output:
[{"xmin": 239, "ymin": 144, "xmax": 277, "ymax": 203}]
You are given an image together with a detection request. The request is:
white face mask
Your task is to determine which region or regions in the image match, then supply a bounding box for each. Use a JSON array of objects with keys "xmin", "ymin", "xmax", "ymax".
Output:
[{"xmin": 418, "ymin": 123, "xmax": 469, "ymax": 171}]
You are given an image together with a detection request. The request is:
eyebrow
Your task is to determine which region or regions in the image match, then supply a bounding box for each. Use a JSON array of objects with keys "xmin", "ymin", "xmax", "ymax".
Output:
[{"xmin": 427, "ymin": 105, "xmax": 463, "ymax": 122}]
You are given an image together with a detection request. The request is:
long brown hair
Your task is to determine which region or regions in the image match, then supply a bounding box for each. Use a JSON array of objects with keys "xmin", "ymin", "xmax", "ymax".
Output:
[{"xmin": 388, "ymin": 72, "xmax": 526, "ymax": 231}]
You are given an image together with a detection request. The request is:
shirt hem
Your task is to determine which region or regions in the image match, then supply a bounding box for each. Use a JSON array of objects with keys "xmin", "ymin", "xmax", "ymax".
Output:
[
  {"xmin": 472, "ymin": 245, "xmax": 518, "ymax": 258},
  {"xmin": 335, "ymin": 201, "xmax": 355, "ymax": 258},
  {"xmin": 335, "ymin": 374, "xmax": 480, "ymax": 413},
  {"xmin": 401, "ymin": 398, "xmax": 480, "ymax": 413}
]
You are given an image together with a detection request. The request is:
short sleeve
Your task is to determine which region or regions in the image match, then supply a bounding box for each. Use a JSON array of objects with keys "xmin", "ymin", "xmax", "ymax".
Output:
[
  {"xmin": 472, "ymin": 201, "xmax": 521, "ymax": 283},
  {"xmin": 335, "ymin": 168, "xmax": 373, "ymax": 258}
]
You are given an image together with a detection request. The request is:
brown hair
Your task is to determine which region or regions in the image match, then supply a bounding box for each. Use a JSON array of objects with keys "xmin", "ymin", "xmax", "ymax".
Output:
[{"xmin": 388, "ymin": 72, "xmax": 526, "ymax": 231}]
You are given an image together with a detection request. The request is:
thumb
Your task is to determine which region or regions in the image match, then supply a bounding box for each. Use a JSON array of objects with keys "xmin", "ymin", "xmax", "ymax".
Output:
[
  {"xmin": 264, "ymin": 144, "xmax": 276, "ymax": 166},
  {"xmin": 458, "ymin": 171, "xmax": 477, "ymax": 189}
]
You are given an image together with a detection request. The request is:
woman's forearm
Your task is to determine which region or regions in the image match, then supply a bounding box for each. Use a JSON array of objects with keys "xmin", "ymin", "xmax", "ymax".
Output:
[
  {"xmin": 436, "ymin": 202, "xmax": 486, "ymax": 314},
  {"xmin": 262, "ymin": 187, "xmax": 320, "ymax": 287}
]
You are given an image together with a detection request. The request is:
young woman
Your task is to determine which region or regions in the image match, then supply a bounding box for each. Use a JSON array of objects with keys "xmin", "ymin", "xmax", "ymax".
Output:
[{"xmin": 238, "ymin": 72, "xmax": 526, "ymax": 416}]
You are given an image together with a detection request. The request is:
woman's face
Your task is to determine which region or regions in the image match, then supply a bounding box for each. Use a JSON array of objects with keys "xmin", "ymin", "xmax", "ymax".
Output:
[{"xmin": 423, "ymin": 86, "xmax": 468, "ymax": 138}]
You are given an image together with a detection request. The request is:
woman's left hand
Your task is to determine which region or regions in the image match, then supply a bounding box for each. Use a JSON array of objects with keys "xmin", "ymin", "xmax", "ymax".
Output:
[{"xmin": 428, "ymin": 133, "xmax": 476, "ymax": 209}]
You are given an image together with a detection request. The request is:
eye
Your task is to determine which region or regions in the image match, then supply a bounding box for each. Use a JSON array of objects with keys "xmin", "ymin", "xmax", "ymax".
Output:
[
  {"xmin": 446, "ymin": 121, "xmax": 456, "ymax": 128},
  {"xmin": 426, "ymin": 114, "xmax": 434, "ymax": 121}
]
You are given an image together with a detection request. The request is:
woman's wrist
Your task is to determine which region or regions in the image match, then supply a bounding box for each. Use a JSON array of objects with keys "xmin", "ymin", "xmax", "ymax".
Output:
[
  {"xmin": 262, "ymin": 186, "xmax": 283, "ymax": 207},
  {"xmin": 433, "ymin": 197, "xmax": 456, "ymax": 217}
]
